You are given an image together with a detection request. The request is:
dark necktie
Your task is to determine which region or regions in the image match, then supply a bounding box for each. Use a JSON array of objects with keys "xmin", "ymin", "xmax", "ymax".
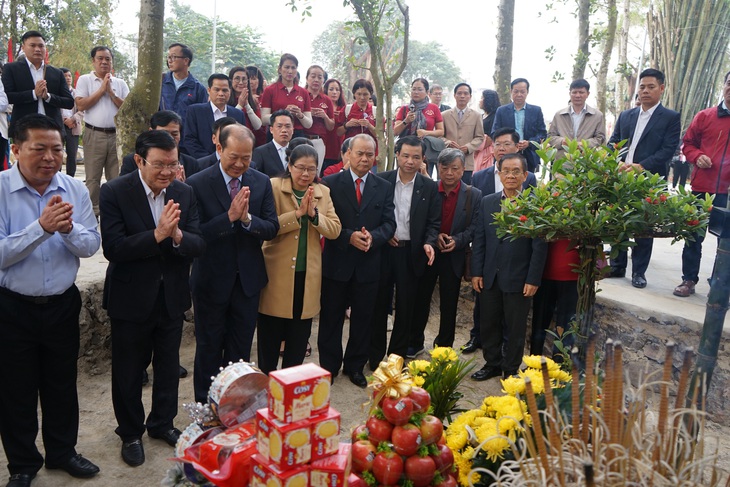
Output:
[
  {"xmin": 355, "ymin": 178, "xmax": 363, "ymax": 205},
  {"xmin": 230, "ymin": 178, "xmax": 240, "ymax": 200}
]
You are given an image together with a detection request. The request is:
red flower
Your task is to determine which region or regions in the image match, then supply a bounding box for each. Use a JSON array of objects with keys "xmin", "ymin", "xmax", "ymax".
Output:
[
  {"xmin": 645, "ymin": 197, "xmax": 653, "ymax": 203},
  {"xmin": 519, "ymin": 215, "xmax": 528, "ymax": 222},
  {"xmin": 659, "ymin": 194, "xmax": 667, "ymax": 202},
  {"xmin": 688, "ymin": 219, "xmax": 700, "ymax": 226},
  {"xmin": 552, "ymin": 192, "xmax": 560, "ymax": 197}
]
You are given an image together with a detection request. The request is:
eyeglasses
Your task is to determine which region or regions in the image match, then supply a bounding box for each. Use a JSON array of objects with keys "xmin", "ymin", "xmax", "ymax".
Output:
[
  {"xmin": 292, "ymin": 165, "xmax": 317, "ymax": 174},
  {"xmin": 232, "ymin": 76, "xmax": 248, "ymax": 83},
  {"xmin": 494, "ymin": 143, "xmax": 516, "ymax": 149},
  {"xmin": 166, "ymin": 55, "xmax": 186, "ymax": 61},
  {"xmin": 142, "ymin": 158, "xmax": 180, "ymax": 171},
  {"xmin": 497, "ymin": 169, "xmax": 524, "ymax": 176}
]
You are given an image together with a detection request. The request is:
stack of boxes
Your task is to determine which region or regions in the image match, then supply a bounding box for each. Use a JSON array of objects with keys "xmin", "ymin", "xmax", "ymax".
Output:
[{"xmin": 252, "ymin": 363, "xmax": 352, "ymax": 487}]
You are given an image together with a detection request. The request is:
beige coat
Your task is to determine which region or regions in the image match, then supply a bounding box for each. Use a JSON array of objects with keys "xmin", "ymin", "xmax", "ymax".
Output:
[
  {"xmin": 441, "ymin": 107, "xmax": 485, "ymax": 171},
  {"xmin": 547, "ymin": 104, "xmax": 606, "ymax": 160},
  {"xmin": 259, "ymin": 178, "xmax": 342, "ymax": 319}
]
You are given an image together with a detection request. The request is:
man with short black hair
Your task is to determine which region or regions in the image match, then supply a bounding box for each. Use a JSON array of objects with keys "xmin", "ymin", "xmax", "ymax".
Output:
[
  {"xmin": 253, "ymin": 109, "xmax": 295, "ymax": 177},
  {"xmin": 429, "ymin": 84, "xmax": 450, "ymax": 112},
  {"xmin": 441, "ymin": 82, "xmax": 485, "ymax": 183},
  {"xmin": 75, "ymin": 46, "xmax": 130, "ymax": 216},
  {"xmin": 183, "ymin": 74, "xmax": 246, "ymax": 159},
  {"xmin": 0, "ymin": 114, "xmax": 100, "ymax": 487}
]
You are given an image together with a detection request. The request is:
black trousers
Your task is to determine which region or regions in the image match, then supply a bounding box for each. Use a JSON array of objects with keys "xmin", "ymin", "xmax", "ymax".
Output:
[
  {"xmin": 111, "ymin": 285, "xmax": 183, "ymax": 442},
  {"xmin": 411, "ymin": 253, "xmax": 462, "ymax": 348},
  {"xmin": 530, "ymin": 280, "xmax": 579, "ymax": 355},
  {"xmin": 479, "ymin": 282, "xmax": 532, "ymax": 373},
  {"xmin": 64, "ymin": 133, "xmax": 79, "ymax": 177},
  {"xmin": 257, "ymin": 272, "xmax": 312, "ymax": 374},
  {"xmin": 193, "ymin": 276, "xmax": 258, "ymax": 403},
  {"xmin": 370, "ymin": 244, "xmax": 416, "ymax": 366},
  {"xmin": 610, "ymin": 237, "xmax": 654, "ymax": 277},
  {"xmin": 0, "ymin": 286, "xmax": 81, "ymax": 475},
  {"xmin": 318, "ymin": 277, "xmax": 379, "ymax": 376}
]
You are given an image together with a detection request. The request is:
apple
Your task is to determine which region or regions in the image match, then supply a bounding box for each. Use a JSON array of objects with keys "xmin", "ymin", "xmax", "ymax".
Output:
[
  {"xmin": 408, "ymin": 387, "xmax": 431, "ymax": 413},
  {"xmin": 372, "ymin": 450, "xmax": 404, "ymax": 486},
  {"xmin": 366, "ymin": 415, "xmax": 393, "ymax": 445},
  {"xmin": 437, "ymin": 432, "xmax": 447, "ymax": 446},
  {"xmin": 431, "ymin": 443, "xmax": 454, "ymax": 474},
  {"xmin": 391, "ymin": 423, "xmax": 422, "ymax": 457},
  {"xmin": 381, "ymin": 396, "xmax": 413, "ymax": 426},
  {"xmin": 419, "ymin": 415, "xmax": 444, "ymax": 445},
  {"xmin": 405, "ymin": 455, "xmax": 436, "ymax": 487},
  {"xmin": 351, "ymin": 440, "xmax": 377, "ymax": 473},
  {"xmin": 352, "ymin": 424, "xmax": 369, "ymax": 442}
]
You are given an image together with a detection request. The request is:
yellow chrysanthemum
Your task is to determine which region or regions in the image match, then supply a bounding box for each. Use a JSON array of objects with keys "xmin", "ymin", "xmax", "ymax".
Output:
[
  {"xmin": 474, "ymin": 417, "xmax": 498, "ymax": 443},
  {"xmin": 501, "ymin": 375, "xmax": 526, "ymax": 396},
  {"xmin": 447, "ymin": 430, "xmax": 468, "ymax": 451},
  {"xmin": 549, "ymin": 368, "xmax": 572, "ymax": 383},
  {"xmin": 412, "ymin": 375, "xmax": 425, "ymax": 387},
  {"xmin": 480, "ymin": 435, "xmax": 511, "ymax": 462},
  {"xmin": 408, "ymin": 359, "xmax": 431, "ymax": 375},
  {"xmin": 431, "ymin": 346, "xmax": 458, "ymax": 362},
  {"xmin": 522, "ymin": 354, "xmax": 559, "ymax": 372},
  {"xmin": 518, "ymin": 368, "xmax": 546, "ymax": 395}
]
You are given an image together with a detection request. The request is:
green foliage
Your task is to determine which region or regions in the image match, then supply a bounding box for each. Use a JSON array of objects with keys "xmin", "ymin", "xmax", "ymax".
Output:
[{"xmin": 163, "ymin": 0, "xmax": 279, "ymax": 82}]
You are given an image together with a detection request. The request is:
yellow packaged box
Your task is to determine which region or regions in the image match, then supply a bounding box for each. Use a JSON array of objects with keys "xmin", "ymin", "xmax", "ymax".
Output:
[
  {"xmin": 269, "ymin": 363, "xmax": 331, "ymax": 424},
  {"xmin": 309, "ymin": 443, "xmax": 351, "ymax": 487},
  {"xmin": 251, "ymin": 453, "xmax": 309, "ymax": 487},
  {"xmin": 256, "ymin": 408, "xmax": 312, "ymax": 470},
  {"xmin": 309, "ymin": 408, "xmax": 340, "ymax": 461}
]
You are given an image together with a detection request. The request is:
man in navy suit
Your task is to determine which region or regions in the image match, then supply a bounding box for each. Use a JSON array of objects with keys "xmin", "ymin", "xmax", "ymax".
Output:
[
  {"xmin": 100, "ymin": 131, "xmax": 205, "ymax": 466},
  {"xmin": 183, "ymin": 74, "xmax": 246, "ymax": 159},
  {"xmin": 607, "ymin": 68, "xmax": 681, "ymax": 288},
  {"xmin": 187, "ymin": 125, "xmax": 278, "ymax": 402},
  {"xmin": 1, "ymin": 31, "xmax": 74, "ymax": 130},
  {"xmin": 252, "ymin": 109, "xmax": 294, "ymax": 177},
  {"xmin": 491, "ymin": 78, "xmax": 547, "ymax": 172},
  {"xmin": 319, "ymin": 134, "xmax": 396, "ymax": 388}
]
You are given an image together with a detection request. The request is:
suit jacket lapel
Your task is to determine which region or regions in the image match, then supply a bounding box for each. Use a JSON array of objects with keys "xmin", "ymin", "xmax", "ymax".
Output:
[
  {"xmin": 410, "ymin": 174, "xmax": 424, "ymax": 221},
  {"xmin": 638, "ymin": 105, "xmax": 663, "ymax": 144},
  {"xmin": 129, "ymin": 174, "xmax": 157, "ymax": 229},
  {"xmin": 340, "ymin": 172, "xmax": 360, "ymax": 211},
  {"xmin": 451, "ymin": 183, "xmax": 467, "ymax": 234},
  {"xmin": 211, "ymin": 166, "xmax": 232, "ymax": 210},
  {"xmin": 627, "ymin": 108, "xmax": 640, "ymax": 140},
  {"xmin": 485, "ymin": 167, "xmax": 496, "ymax": 195},
  {"xmin": 360, "ymin": 174, "xmax": 379, "ymax": 211}
]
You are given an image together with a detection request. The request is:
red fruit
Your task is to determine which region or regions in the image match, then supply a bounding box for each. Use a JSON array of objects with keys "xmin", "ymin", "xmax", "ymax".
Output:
[
  {"xmin": 646, "ymin": 197, "xmax": 653, "ymax": 203},
  {"xmin": 351, "ymin": 440, "xmax": 377, "ymax": 473},
  {"xmin": 405, "ymin": 455, "xmax": 436, "ymax": 487},
  {"xmin": 407, "ymin": 387, "xmax": 431, "ymax": 413},
  {"xmin": 391, "ymin": 423, "xmax": 422, "ymax": 456},
  {"xmin": 381, "ymin": 397, "xmax": 413, "ymax": 426},
  {"xmin": 419, "ymin": 415, "xmax": 444, "ymax": 445},
  {"xmin": 352, "ymin": 424, "xmax": 369, "ymax": 442},
  {"xmin": 372, "ymin": 451, "xmax": 404, "ymax": 486},
  {"xmin": 519, "ymin": 215, "xmax": 528, "ymax": 222},
  {"xmin": 437, "ymin": 432, "xmax": 447, "ymax": 446},
  {"xmin": 432, "ymin": 443, "xmax": 455, "ymax": 474},
  {"xmin": 688, "ymin": 219, "xmax": 700, "ymax": 226},
  {"xmin": 366, "ymin": 415, "xmax": 394, "ymax": 444},
  {"xmin": 433, "ymin": 474, "xmax": 458, "ymax": 487},
  {"xmin": 660, "ymin": 194, "xmax": 667, "ymax": 202},
  {"xmin": 552, "ymin": 192, "xmax": 560, "ymax": 197}
]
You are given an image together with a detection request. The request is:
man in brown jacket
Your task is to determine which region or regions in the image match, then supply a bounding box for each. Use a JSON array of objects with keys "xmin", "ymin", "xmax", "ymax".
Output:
[
  {"xmin": 547, "ymin": 79, "xmax": 606, "ymax": 163},
  {"xmin": 441, "ymin": 83, "xmax": 485, "ymax": 183}
]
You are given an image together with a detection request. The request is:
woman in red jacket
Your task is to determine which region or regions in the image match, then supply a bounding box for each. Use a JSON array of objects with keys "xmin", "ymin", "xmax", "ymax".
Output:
[
  {"xmin": 260, "ymin": 53, "xmax": 312, "ymax": 138},
  {"xmin": 393, "ymin": 78, "xmax": 444, "ymax": 138},
  {"xmin": 337, "ymin": 79, "xmax": 377, "ymax": 155},
  {"xmin": 322, "ymin": 78, "xmax": 346, "ymax": 175}
]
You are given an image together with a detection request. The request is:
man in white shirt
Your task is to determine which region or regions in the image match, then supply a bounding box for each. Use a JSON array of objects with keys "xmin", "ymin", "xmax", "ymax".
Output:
[{"xmin": 75, "ymin": 46, "xmax": 129, "ymax": 216}]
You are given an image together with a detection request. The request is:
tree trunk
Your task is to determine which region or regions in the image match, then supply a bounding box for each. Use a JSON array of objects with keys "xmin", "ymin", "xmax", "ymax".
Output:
[
  {"xmin": 115, "ymin": 0, "xmax": 164, "ymax": 157},
  {"xmin": 572, "ymin": 0, "xmax": 591, "ymax": 80},
  {"xmin": 493, "ymin": 0, "xmax": 515, "ymax": 105},
  {"xmin": 575, "ymin": 238, "xmax": 601, "ymax": 363},
  {"xmin": 616, "ymin": 0, "xmax": 631, "ymax": 111},
  {"xmin": 596, "ymin": 0, "xmax": 617, "ymax": 115}
]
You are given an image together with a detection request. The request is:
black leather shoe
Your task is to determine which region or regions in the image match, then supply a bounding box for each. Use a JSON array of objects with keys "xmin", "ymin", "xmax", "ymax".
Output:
[
  {"xmin": 608, "ymin": 267, "xmax": 626, "ymax": 278},
  {"xmin": 461, "ymin": 337, "xmax": 481, "ymax": 354},
  {"xmin": 632, "ymin": 274, "xmax": 647, "ymax": 288},
  {"xmin": 121, "ymin": 439, "xmax": 145, "ymax": 467},
  {"xmin": 46, "ymin": 454, "xmax": 99, "ymax": 478},
  {"xmin": 502, "ymin": 370, "xmax": 519, "ymax": 379},
  {"xmin": 471, "ymin": 365, "xmax": 502, "ymax": 381},
  {"xmin": 6, "ymin": 473, "xmax": 34, "ymax": 487},
  {"xmin": 179, "ymin": 365, "xmax": 188, "ymax": 378},
  {"xmin": 149, "ymin": 427, "xmax": 182, "ymax": 447},
  {"xmin": 345, "ymin": 371, "xmax": 368, "ymax": 388}
]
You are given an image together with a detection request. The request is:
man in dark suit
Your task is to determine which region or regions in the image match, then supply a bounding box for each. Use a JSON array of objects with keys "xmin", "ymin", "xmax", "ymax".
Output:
[
  {"xmin": 187, "ymin": 125, "xmax": 279, "ymax": 402},
  {"xmin": 196, "ymin": 117, "xmax": 239, "ymax": 170},
  {"xmin": 120, "ymin": 110, "xmax": 199, "ymax": 179},
  {"xmin": 100, "ymin": 131, "xmax": 205, "ymax": 467},
  {"xmin": 411, "ymin": 148, "xmax": 481, "ymax": 352},
  {"xmin": 491, "ymin": 78, "xmax": 547, "ymax": 172},
  {"xmin": 607, "ymin": 68, "xmax": 681, "ymax": 288},
  {"xmin": 463, "ymin": 127, "xmax": 537, "ymax": 354},
  {"xmin": 319, "ymin": 134, "xmax": 396, "ymax": 387},
  {"xmin": 252, "ymin": 109, "xmax": 294, "ymax": 177},
  {"xmin": 370, "ymin": 136, "xmax": 440, "ymax": 363},
  {"xmin": 470, "ymin": 153, "xmax": 547, "ymax": 381},
  {"xmin": 183, "ymin": 74, "xmax": 246, "ymax": 159},
  {"xmin": 1, "ymin": 31, "xmax": 74, "ymax": 129}
]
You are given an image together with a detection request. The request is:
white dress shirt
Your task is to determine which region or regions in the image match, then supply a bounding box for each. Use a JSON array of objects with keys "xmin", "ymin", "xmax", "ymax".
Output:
[
  {"xmin": 626, "ymin": 102, "xmax": 660, "ymax": 164},
  {"xmin": 394, "ymin": 171, "xmax": 415, "ymax": 241},
  {"xmin": 25, "ymin": 58, "xmax": 48, "ymax": 115},
  {"xmin": 273, "ymin": 140, "xmax": 288, "ymax": 169},
  {"xmin": 138, "ymin": 171, "xmax": 165, "ymax": 225},
  {"xmin": 75, "ymin": 71, "xmax": 129, "ymax": 128},
  {"xmin": 210, "ymin": 101, "xmax": 228, "ymax": 121}
]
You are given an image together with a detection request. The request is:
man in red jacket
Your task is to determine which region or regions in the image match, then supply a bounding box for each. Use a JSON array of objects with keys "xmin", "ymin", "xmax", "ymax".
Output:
[{"xmin": 674, "ymin": 71, "xmax": 730, "ymax": 297}]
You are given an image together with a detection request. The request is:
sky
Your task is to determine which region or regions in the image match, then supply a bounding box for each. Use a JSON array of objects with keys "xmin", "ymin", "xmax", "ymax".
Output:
[{"xmin": 117, "ymin": 0, "xmax": 646, "ymax": 122}]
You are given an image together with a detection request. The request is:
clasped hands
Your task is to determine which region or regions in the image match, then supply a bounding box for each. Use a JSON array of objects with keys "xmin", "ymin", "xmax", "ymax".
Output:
[
  {"xmin": 295, "ymin": 186, "xmax": 317, "ymax": 220},
  {"xmin": 228, "ymin": 186, "xmax": 251, "ymax": 224},
  {"xmin": 39, "ymin": 195, "xmax": 73, "ymax": 234},
  {"xmin": 154, "ymin": 199, "xmax": 183, "ymax": 245}
]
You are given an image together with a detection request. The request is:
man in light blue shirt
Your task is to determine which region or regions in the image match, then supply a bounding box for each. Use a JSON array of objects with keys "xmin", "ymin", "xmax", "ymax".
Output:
[{"xmin": 0, "ymin": 114, "xmax": 100, "ymax": 487}]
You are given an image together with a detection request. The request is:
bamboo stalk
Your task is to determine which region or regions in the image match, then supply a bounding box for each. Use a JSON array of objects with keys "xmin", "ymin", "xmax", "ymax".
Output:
[
  {"xmin": 613, "ymin": 342, "xmax": 624, "ymax": 446},
  {"xmin": 582, "ymin": 335, "xmax": 596, "ymax": 444},
  {"xmin": 524, "ymin": 377, "xmax": 550, "ymax": 480},
  {"xmin": 654, "ymin": 341, "xmax": 675, "ymax": 468},
  {"xmin": 540, "ymin": 358, "xmax": 565, "ymax": 486},
  {"xmin": 571, "ymin": 347, "xmax": 581, "ymax": 441}
]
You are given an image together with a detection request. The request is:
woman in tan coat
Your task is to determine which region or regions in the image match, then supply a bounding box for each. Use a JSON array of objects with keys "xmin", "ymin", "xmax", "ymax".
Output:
[{"xmin": 257, "ymin": 144, "xmax": 342, "ymax": 373}]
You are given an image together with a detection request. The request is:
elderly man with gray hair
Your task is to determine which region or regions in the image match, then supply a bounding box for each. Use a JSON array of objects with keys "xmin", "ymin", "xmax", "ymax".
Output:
[{"xmin": 410, "ymin": 148, "xmax": 482, "ymax": 351}]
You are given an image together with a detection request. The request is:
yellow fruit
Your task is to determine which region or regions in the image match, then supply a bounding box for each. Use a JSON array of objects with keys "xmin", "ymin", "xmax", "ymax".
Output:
[
  {"xmin": 267, "ymin": 477, "xmax": 282, "ymax": 487},
  {"xmin": 286, "ymin": 473, "xmax": 307, "ymax": 487},
  {"xmin": 269, "ymin": 431, "xmax": 282, "ymax": 460},
  {"xmin": 287, "ymin": 429, "xmax": 310, "ymax": 448},
  {"xmin": 312, "ymin": 379, "xmax": 330, "ymax": 408},
  {"xmin": 316, "ymin": 420, "xmax": 338, "ymax": 438},
  {"xmin": 270, "ymin": 379, "xmax": 284, "ymax": 401}
]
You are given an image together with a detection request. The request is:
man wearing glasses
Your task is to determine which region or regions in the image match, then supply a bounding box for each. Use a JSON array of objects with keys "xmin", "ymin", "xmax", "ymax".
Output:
[
  {"xmin": 159, "ymin": 43, "xmax": 208, "ymax": 152},
  {"xmin": 99, "ymin": 130, "xmax": 205, "ymax": 467}
]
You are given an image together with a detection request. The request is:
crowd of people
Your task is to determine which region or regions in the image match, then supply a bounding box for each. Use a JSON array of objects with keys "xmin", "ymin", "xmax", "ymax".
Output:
[{"xmin": 0, "ymin": 29, "xmax": 727, "ymax": 487}]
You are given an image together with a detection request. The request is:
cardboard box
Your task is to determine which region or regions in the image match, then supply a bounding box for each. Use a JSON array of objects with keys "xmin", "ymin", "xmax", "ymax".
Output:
[
  {"xmin": 269, "ymin": 364, "xmax": 331, "ymax": 423},
  {"xmin": 309, "ymin": 447, "xmax": 350, "ymax": 487},
  {"xmin": 310, "ymin": 408, "xmax": 341, "ymax": 461},
  {"xmin": 256, "ymin": 408, "xmax": 312, "ymax": 469},
  {"xmin": 251, "ymin": 453, "xmax": 309, "ymax": 487}
]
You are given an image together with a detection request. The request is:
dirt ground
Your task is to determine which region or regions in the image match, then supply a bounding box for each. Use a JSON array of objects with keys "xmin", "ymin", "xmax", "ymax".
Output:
[{"xmin": 2, "ymin": 297, "xmax": 728, "ymax": 486}]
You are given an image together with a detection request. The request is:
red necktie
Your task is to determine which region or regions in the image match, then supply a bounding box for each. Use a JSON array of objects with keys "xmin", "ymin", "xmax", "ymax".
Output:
[
  {"xmin": 230, "ymin": 178, "xmax": 240, "ymax": 200},
  {"xmin": 355, "ymin": 178, "xmax": 362, "ymax": 205}
]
